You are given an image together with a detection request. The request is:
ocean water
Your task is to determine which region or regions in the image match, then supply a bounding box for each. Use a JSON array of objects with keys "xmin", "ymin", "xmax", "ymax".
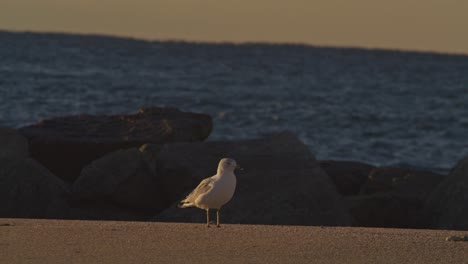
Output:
[{"xmin": 1, "ymin": 31, "xmax": 467, "ymax": 172}]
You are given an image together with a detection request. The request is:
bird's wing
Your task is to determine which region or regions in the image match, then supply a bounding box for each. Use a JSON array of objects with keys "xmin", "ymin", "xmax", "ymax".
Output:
[
  {"xmin": 179, "ymin": 177, "xmax": 215, "ymax": 207},
  {"xmin": 189, "ymin": 177, "xmax": 215, "ymax": 198}
]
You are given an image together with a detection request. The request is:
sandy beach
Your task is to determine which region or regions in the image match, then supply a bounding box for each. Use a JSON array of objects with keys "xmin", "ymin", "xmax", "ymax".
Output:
[{"xmin": 1, "ymin": 218, "xmax": 467, "ymax": 264}]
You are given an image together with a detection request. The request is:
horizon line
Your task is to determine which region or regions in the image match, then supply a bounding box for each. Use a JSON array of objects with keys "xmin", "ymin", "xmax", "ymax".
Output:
[{"xmin": 2, "ymin": 28, "xmax": 468, "ymax": 58}]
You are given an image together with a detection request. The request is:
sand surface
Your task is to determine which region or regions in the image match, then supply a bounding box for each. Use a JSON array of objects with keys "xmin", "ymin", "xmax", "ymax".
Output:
[{"xmin": 1, "ymin": 218, "xmax": 467, "ymax": 264}]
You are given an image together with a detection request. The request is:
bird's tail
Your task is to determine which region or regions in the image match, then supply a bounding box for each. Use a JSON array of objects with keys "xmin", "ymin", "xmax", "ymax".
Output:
[{"xmin": 177, "ymin": 199, "xmax": 194, "ymax": 208}]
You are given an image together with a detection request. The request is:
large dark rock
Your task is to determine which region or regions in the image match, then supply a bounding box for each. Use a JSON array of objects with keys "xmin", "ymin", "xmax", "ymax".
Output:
[
  {"xmin": 0, "ymin": 157, "xmax": 147, "ymax": 221},
  {"xmin": 319, "ymin": 160, "xmax": 375, "ymax": 196},
  {"xmin": 0, "ymin": 127, "xmax": 29, "ymax": 159},
  {"xmin": 346, "ymin": 194, "xmax": 423, "ymax": 228},
  {"xmin": 18, "ymin": 107, "xmax": 213, "ymax": 182},
  {"xmin": 151, "ymin": 132, "xmax": 352, "ymax": 226},
  {"xmin": 348, "ymin": 166, "xmax": 444, "ymax": 228},
  {"xmin": 72, "ymin": 148, "xmax": 167, "ymax": 215},
  {"xmin": 424, "ymin": 155, "xmax": 468, "ymax": 230},
  {"xmin": 139, "ymin": 144, "xmax": 197, "ymax": 207},
  {"xmin": 361, "ymin": 167, "xmax": 444, "ymax": 199},
  {"xmin": 0, "ymin": 157, "xmax": 70, "ymax": 219}
]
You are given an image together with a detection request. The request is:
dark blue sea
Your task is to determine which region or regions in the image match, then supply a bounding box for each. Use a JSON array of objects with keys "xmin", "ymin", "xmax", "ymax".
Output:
[{"xmin": 1, "ymin": 31, "xmax": 467, "ymax": 172}]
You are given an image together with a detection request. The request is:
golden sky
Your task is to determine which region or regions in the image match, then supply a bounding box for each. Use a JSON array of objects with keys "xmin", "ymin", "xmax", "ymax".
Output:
[{"xmin": 1, "ymin": 0, "xmax": 468, "ymax": 54}]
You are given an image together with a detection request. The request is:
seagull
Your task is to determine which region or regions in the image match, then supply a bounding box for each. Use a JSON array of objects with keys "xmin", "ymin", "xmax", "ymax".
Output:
[{"xmin": 178, "ymin": 158, "xmax": 239, "ymax": 227}]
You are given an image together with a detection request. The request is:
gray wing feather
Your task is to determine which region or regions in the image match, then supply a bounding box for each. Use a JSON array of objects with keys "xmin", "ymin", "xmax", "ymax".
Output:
[{"xmin": 179, "ymin": 177, "xmax": 214, "ymax": 206}]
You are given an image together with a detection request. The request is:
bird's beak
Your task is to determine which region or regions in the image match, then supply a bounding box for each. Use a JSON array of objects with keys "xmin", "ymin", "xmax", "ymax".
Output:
[{"xmin": 236, "ymin": 165, "xmax": 243, "ymax": 171}]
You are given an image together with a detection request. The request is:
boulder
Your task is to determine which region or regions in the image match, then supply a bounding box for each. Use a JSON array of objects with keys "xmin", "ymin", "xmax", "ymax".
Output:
[
  {"xmin": 152, "ymin": 132, "xmax": 352, "ymax": 226},
  {"xmin": 347, "ymin": 166, "xmax": 444, "ymax": 228},
  {"xmin": 18, "ymin": 107, "xmax": 213, "ymax": 182},
  {"xmin": 424, "ymin": 155, "xmax": 468, "ymax": 230},
  {"xmin": 72, "ymin": 148, "xmax": 166, "ymax": 215},
  {"xmin": 140, "ymin": 144, "xmax": 197, "ymax": 206},
  {"xmin": 361, "ymin": 167, "xmax": 444, "ymax": 199},
  {"xmin": 0, "ymin": 157, "xmax": 70, "ymax": 219},
  {"xmin": 346, "ymin": 194, "xmax": 423, "ymax": 228},
  {"xmin": 0, "ymin": 127, "xmax": 29, "ymax": 159},
  {"xmin": 319, "ymin": 160, "xmax": 375, "ymax": 196}
]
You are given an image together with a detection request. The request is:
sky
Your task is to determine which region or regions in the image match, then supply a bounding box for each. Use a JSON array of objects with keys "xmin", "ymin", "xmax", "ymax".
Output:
[{"xmin": 1, "ymin": 0, "xmax": 468, "ymax": 54}]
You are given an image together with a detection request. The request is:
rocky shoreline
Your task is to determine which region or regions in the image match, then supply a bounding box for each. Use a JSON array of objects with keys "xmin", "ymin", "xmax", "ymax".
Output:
[{"xmin": 1, "ymin": 107, "xmax": 468, "ymax": 230}]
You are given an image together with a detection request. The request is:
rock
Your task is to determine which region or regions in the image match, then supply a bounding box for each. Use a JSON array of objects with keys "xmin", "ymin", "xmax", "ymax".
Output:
[
  {"xmin": 361, "ymin": 167, "xmax": 444, "ymax": 199},
  {"xmin": 140, "ymin": 144, "xmax": 197, "ymax": 207},
  {"xmin": 424, "ymin": 155, "xmax": 468, "ymax": 230},
  {"xmin": 346, "ymin": 194, "xmax": 423, "ymax": 228},
  {"xmin": 347, "ymin": 166, "xmax": 444, "ymax": 228},
  {"xmin": 72, "ymin": 148, "xmax": 166, "ymax": 215},
  {"xmin": 18, "ymin": 107, "xmax": 213, "ymax": 182},
  {"xmin": 152, "ymin": 132, "xmax": 352, "ymax": 226},
  {"xmin": 0, "ymin": 127, "xmax": 29, "ymax": 159},
  {"xmin": 0, "ymin": 157, "xmax": 70, "ymax": 219},
  {"xmin": 319, "ymin": 160, "xmax": 375, "ymax": 196}
]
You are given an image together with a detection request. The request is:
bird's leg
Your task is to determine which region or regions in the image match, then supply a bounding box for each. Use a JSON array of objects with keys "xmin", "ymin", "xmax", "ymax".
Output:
[
  {"xmin": 206, "ymin": 209, "xmax": 210, "ymax": 228},
  {"xmin": 216, "ymin": 209, "xmax": 221, "ymax": 228}
]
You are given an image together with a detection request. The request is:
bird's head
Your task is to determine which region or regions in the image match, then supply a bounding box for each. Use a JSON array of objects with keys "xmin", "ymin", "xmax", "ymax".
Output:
[{"xmin": 218, "ymin": 158, "xmax": 241, "ymax": 173}]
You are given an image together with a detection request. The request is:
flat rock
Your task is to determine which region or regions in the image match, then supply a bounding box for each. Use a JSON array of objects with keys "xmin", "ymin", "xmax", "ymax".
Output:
[
  {"xmin": 0, "ymin": 127, "xmax": 29, "ymax": 159},
  {"xmin": 18, "ymin": 107, "xmax": 213, "ymax": 182},
  {"xmin": 152, "ymin": 132, "xmax": 352, "ymax": 226},
  {"xmin": 424, "ymin": 155, "xmax": 468, "ymax": 230},
  {"xmin": 66, "ymin": 202, "xmax": 152, "ymax": 221},
  {"xmin": 0, "ymin": 157, "xmax": 70, "ymax": 219},
  {"xmin": 3, "ymin": 219, "xmax": 468, "ymax": 264},
  {"xmin": 319, "ymin": 160, "xmax": 375, "ymax": 196}
]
